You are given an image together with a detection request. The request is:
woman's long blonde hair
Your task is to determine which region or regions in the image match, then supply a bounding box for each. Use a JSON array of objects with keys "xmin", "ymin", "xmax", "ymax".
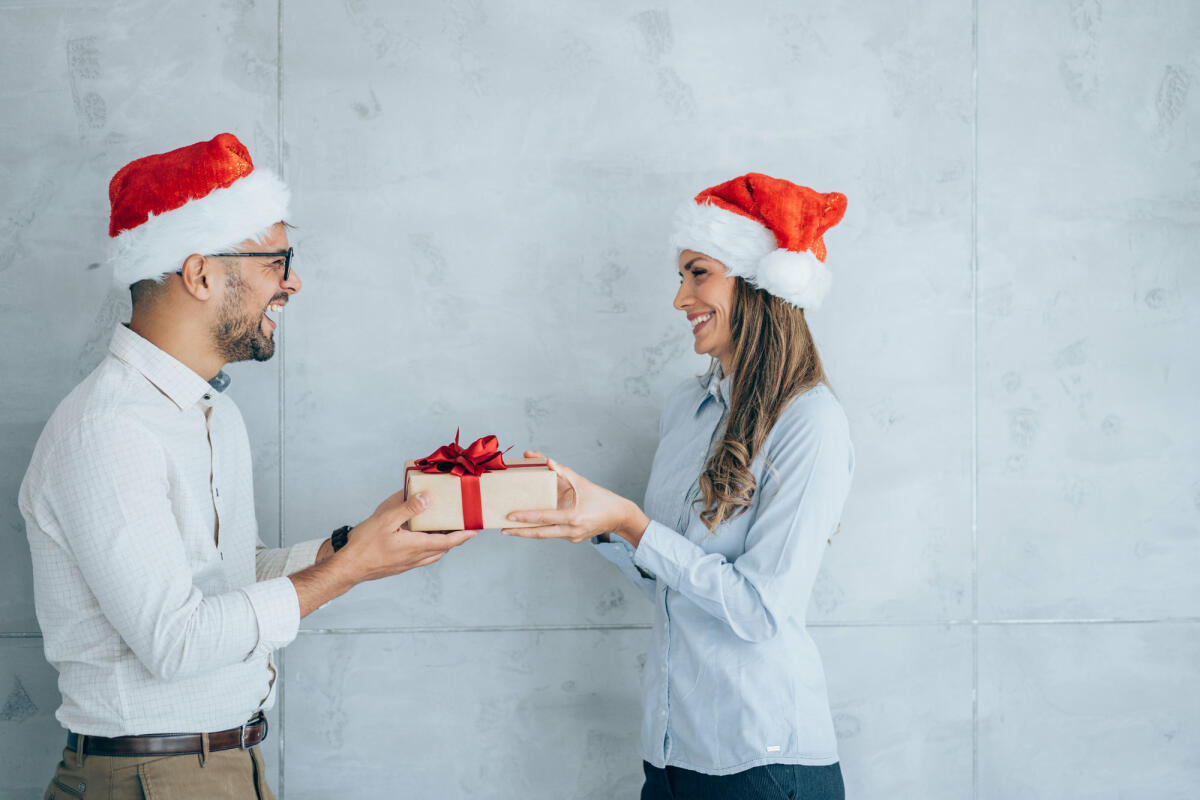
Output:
[{"xmin": 697, "ymin": 277, "xmax": 826, "ymax": 531}]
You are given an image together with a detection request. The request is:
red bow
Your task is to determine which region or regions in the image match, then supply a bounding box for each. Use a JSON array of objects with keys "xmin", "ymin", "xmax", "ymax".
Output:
[
  {"xmin": 412, "ymin": 431, "xmax": 510, "ymax": 529},
  {"xmin": 415, "ymin": 430, "xmax": 509, "ymax": 476}
]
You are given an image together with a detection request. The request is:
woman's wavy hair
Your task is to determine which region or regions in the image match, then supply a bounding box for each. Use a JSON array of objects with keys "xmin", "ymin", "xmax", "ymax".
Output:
[{"xmin": 697, "ymin": 276, "xmax": 826, "ymax": 531}]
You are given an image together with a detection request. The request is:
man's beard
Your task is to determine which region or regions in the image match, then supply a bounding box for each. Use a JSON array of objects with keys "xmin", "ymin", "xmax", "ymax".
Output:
[{"xmin": 213, "ymin": 268, "xmax": 278, "ymax": 363}]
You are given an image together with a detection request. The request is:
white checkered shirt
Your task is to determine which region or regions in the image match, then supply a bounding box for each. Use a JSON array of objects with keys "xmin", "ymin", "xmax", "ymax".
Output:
[{"xmin": 19, "ymin": 324, "xmax": 323, "ymax": 737}]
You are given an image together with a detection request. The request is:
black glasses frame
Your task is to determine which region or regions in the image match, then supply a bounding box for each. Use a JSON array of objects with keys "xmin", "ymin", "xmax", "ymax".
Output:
[{"xmin": 209, "ymin": 247, "xmax": 294, "ymax": 282}]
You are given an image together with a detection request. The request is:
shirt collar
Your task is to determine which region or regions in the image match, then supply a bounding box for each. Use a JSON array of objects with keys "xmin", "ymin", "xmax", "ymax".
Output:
[
  {"xmin": 696, "ymin": 364, "xmax": 733, "ymax": 413},
  {"xmin": 108, "ymin": 324, "xmax": 226, "ymax": 411}
]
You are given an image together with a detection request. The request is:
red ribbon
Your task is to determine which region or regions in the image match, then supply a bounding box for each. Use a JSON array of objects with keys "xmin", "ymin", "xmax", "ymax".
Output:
[{"xmin": 412, "ymin": 430, "xmax": 509, "ymax": 530}]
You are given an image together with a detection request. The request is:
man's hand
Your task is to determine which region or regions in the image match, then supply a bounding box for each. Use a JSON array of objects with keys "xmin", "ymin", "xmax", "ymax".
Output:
[
  {"xmin": 340, "ymin": 490, "xmax": 477, "ymax": 581},
  {"xmin": 290, "ymin": 491, "xmax": 477, "ymax": 617}
]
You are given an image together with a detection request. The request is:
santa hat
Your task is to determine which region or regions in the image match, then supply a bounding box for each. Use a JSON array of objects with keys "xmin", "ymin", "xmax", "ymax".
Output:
[
  {"xmin": 671, "ymin": 173, "xmax": 847, "ymax": 310},
  {"xmin": 107, "ymin": 133, "xmax": 290, "ymax": 287}
]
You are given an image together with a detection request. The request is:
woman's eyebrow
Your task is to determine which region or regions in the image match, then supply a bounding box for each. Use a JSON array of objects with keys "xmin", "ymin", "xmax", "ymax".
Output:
[{"xmin": 680, "ymin": 257, "xmax": 703, "ymax": 273}]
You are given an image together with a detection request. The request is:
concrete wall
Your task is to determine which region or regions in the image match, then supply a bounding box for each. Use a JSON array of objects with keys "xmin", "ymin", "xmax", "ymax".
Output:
[{"xmin": 1, "ymin": 1, "xmax": 1197, "ymax": 797}]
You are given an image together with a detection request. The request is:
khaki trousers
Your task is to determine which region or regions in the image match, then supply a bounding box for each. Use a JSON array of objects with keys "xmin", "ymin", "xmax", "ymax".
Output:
[{"xmin": 44, "ymin": 740, "xmax": 275, "ymax": 800}]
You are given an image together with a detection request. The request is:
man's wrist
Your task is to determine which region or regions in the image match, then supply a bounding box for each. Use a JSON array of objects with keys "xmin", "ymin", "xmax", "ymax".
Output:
[
  {"xmin": 326, "ymin": 533, "xmax": 363, "ymax": 583},
  {"xmin": 315, "ymin": 538, "xmax": 335, "ymax": 563},
  {"xmin": 289, "ymin": 546, "xmax": 359, "ymax": 617}
]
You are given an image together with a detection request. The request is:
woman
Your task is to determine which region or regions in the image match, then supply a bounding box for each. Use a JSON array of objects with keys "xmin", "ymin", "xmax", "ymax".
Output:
[{"xmin": 504, "ymin": 173, "xmax": 853, "ymax": 800}]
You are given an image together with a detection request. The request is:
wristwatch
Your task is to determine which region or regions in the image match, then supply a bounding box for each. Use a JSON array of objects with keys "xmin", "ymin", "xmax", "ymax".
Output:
[{"xmin": 330, "ymin": 525, "xmax": 352, "ymax": 552}]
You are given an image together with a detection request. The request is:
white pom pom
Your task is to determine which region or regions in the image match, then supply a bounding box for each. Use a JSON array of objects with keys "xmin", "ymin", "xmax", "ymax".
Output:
[{"xmin": 753, "ymin": 249, "xmax": 832, "ymax": 310}]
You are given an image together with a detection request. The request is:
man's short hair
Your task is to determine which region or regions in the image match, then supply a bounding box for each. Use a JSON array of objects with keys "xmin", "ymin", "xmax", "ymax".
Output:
[{"xmin": 129, "ymin": 277, "xmax": 169, "ymax": 308}]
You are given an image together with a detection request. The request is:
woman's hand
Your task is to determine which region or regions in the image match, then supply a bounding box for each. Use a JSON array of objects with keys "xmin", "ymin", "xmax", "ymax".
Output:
[{"xmin": 501, "ymin": 451, "xmax": 650, "ymax": 546}]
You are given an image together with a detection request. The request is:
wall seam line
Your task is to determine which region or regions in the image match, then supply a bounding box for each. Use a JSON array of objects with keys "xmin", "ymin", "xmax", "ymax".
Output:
[
  {"xmin": 971, "ymin": 0, "xmax": 982, "ymax": 798},
  {"xmin": 283, "ymin": 616, "xmax": 1200, "ymax": 636},
  {"xmin": 7, "ymin": 615, "xmax": 1199, "ymax": 642},
  {"xmin": 275, "ymin": 1, "xmax": 286, "ymax": 797}
]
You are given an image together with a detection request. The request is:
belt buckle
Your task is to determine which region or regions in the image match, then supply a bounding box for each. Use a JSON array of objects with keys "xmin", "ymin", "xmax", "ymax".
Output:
[
  {"xmin": 239, "ymin": 719, "xmax": 253, "ymax": 750},
  {"xmin": 240, "ymin": 712, "xmax": 265, "ymax": 750}
]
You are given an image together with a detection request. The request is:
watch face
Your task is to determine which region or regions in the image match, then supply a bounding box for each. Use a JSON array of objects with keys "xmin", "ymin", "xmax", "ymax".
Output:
[{"xmin": 332, "ymin": 526, "xmax": 351, "ymax": 551}]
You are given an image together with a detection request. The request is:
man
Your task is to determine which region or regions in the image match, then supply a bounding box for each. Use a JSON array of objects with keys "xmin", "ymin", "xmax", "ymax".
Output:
[{"xmin": 18, "ymin": 133, "xmax": 475, "ymax": 798}]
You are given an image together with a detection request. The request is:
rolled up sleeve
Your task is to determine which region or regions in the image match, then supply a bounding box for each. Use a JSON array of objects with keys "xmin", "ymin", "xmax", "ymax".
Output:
[
  {"xmin": 255, "ymin": 538, "xmax": 324, "ymax": 581},
  {"xmin": 241, "ymin": 575, "xmax": 302, "ymax": 653}
]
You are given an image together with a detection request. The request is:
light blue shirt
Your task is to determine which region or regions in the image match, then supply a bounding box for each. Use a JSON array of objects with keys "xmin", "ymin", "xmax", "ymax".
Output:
[{"xmin": 595, "ymin": 368, "xmax": 854, "ymax": 775}]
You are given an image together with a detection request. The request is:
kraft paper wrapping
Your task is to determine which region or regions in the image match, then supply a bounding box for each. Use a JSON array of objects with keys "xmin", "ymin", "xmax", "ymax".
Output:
[{"xmin": 404, "ymin": 457, "xmax": 558, "ymax": 531}]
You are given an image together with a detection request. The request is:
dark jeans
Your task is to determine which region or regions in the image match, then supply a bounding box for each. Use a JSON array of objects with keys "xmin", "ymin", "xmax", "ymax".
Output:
[{"xmin": 641, "ymin": 760, "xmax": 845, "ymax": 800}]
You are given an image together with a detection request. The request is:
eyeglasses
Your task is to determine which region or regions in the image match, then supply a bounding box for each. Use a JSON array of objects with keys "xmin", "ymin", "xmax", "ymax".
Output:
[{"xmin": 209, "ymin": 247, "xmax": 294, "ymax": 282}]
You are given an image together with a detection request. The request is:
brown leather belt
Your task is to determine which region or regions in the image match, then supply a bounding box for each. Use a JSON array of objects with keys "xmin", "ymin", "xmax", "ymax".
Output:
[{"xmin": 66, "ymin": 713, "xmax": 267, "ymax": 757}]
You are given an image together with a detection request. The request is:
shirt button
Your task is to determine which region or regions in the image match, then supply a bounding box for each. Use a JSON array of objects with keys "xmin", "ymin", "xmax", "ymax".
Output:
[{"xmin": 203, "ymin": 394, "xmax": 211, "ymax": 400}]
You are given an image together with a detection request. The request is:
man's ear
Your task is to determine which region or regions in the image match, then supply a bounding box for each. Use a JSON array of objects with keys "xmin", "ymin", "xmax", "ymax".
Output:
[{"xmin": 178, "ymin": 253, "xmax": 218, "ymax": 300}]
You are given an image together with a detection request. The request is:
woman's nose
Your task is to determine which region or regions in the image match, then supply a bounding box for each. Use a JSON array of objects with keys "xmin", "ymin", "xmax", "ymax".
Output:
[{"xmin": 673, "ymin": 280, "xmax": 690, "ymax": 310}]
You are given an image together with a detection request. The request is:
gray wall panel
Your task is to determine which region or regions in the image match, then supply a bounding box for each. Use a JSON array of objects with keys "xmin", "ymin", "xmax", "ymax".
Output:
[
  {"xmin": 282, "ymin": 629, "xmax": 645, "ymax": 800},
  {"xmin": 0, "ymin": 640, "xmax": 65, "ymax": 800},
  {"xmin": 978, "ymin": 622, "xmax": 1200, "ymax": 798},
  {"xmin": 977, "ymin": 0, "xmax": 1200, "ymax": 620}
]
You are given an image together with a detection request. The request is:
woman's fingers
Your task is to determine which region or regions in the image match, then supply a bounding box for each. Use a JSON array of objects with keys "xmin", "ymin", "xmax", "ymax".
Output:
[
  {"xmin": 547, "ymin": 459, "xmax": 585, "ymax": 488},
  {"xmin": 544, "ymin": 461, "xmax": 582, "ymax": 499},
  {"xmin": 506, "ymin": 509, "xmax": 572, "ymax": 525},
  {"xmin": 503, "ymin": 460, "xmax": 620, "ymax": 543},
  {"xmin": 501, "ymin": 525, "xmax": 573, "ymax": 539},
  {"xmin": 523, "ymin": 449, "xmax": 546, "ymax": 459}
]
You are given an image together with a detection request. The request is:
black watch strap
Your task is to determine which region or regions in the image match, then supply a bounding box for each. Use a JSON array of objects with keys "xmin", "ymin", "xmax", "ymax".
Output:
[{"xmin": 330, "ymin": 525, "xmax": 352, "ymax": 552}]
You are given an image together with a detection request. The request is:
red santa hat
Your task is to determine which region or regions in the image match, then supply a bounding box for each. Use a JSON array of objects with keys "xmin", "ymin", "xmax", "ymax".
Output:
[
  {"xmin": 671, "ymin": 173, "xmax": 847, "ymax": 310},
  {"xmin": 107, "ymin": 133, "xmax": 290, "ymax": 287}
]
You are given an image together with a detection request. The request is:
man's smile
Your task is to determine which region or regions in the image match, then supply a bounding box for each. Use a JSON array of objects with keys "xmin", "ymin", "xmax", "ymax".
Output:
[{"xmin": 262, "ymin": 298, "xmax": 287, "ymax": 333}]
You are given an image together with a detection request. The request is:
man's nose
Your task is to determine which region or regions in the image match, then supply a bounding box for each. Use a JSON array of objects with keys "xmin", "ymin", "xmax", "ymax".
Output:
[{"xmin": 282, "ymin": 268, "xmax": 302, "ymax": 294}]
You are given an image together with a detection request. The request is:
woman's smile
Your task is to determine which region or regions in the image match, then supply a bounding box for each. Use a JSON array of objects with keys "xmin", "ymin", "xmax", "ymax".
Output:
[{"xmin": 689, "ymin": 311, "xmax": 714, "ymax": 334}]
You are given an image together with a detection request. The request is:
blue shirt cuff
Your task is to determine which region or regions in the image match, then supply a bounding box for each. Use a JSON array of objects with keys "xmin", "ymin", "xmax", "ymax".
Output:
[{"xmin": 633, "ymin": 520, "xmax": 704, "ymax": 587}]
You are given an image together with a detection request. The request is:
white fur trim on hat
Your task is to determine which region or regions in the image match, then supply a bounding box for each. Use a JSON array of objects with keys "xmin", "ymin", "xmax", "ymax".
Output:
[
  {"xmin": 108, "ymin": 169, "xmax": 291, "ymax": 287},
  {"xmin": 671, "ymin": 200, "xmax": 776, "ymax": 279},
  {"xmin": 755, "ymin": 248, "xmax": 832, "ymax": 310},
  {"xmin": 671, "ymin": 199, "xmax": 833, "ymax": 309}
]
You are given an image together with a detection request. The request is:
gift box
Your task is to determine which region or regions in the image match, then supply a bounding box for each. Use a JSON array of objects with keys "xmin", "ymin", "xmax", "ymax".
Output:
[{"xmin": 403, "ymin": 432, "xmax": 558, "ymax": 531}]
